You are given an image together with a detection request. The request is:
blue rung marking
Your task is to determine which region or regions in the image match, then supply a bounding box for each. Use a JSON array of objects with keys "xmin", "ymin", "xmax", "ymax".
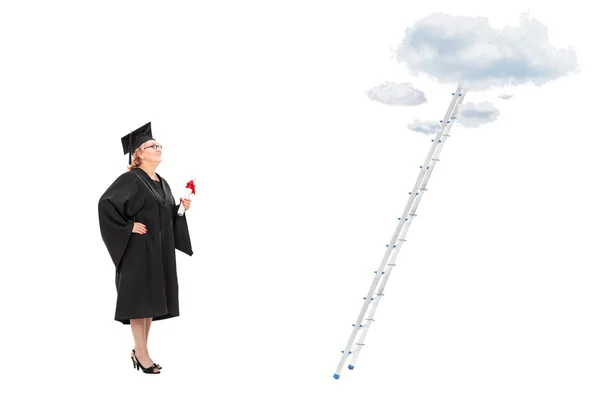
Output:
[
  {"xmin": 438, "ymin": 140, "xmax": 441, "ymax": 142},
  {"xmin": 439, "ymin": 120, "xmax": 443, "ymax": 123},
  {"xmin": 416, "ymin": 193, "xmax": 419, "ymax": 195},
  {"xmin": 459, "ymin": 93, "xmax": 462, "ymax": 96},
  {"xmin": 363, "ymin": 297, "xmax": 374, "ymax": 301},
  {"xmin": 334, "ymin": 373, "xmax": 340, "ymax": 379},
  {"xmin": 352, "ymin": 324, "xmax": 363, "ymax": 327},
  {"xmin": 348, "ymin": 365, "xmax": 355, "ymax": 370},
  {"xmin": 452, "ymin": 92, "xmax": 455, "ymax": 95},
  {"xmin": 405, "ymin": 218, "xmax": 408, "ymax": 221},
  {"xmin": 408, "ymin": 192, "xmax": 412, "ymax": 194},
  {"xmin": 419, "ymin": 165, "xmax": 422, "ymax": 168},
  {"xmin": 431, "ymin": 139, "xmax": 434, "ymax": 142},
  {"xmin": 341, "ymin": 350, "xmax": 353, "ymax": 354}
]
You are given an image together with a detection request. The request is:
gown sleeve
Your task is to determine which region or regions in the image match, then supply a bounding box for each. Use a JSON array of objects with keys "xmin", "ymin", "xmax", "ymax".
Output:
[
  {"xmin": 172, "ymin": 203, "xmax": 193, "ymax": 256},
  {"xmin": 98, "ymin": 172, "xmax": 146, "ymax": 269},
  {"xmin": 163, "ymin": 177, "xmax": 194, "ymax": 256}
]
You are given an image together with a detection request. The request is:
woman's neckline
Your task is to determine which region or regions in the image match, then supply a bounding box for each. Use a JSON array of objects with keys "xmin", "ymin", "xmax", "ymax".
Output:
[{"xmin": 136, "ymin": 167, "xmax": 160, "ymax": 182}]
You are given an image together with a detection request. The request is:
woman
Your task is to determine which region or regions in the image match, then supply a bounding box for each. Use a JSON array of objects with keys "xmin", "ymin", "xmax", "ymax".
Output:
[{"xmin": 98, "ymin": 122, "xmax": 194, "ymax": 374}]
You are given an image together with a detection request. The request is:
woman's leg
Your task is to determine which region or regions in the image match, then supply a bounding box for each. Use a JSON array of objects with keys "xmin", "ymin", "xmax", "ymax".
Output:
[
  {"xmin": 145, "ymin": 317, "xmax": 161, "ymax": 368},
  {"xmin": 130, "ymin": 318, "xmax": 159, "ymax": 372},
  {"xmin": 145, "ymin": 317, "xmax": 152, "ymax": 346}
]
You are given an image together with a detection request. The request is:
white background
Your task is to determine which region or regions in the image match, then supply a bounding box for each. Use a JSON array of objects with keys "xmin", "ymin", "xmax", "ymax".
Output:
[{"xmin": 1, "ymin": 0, "xmax": 598, "ymax": 398}]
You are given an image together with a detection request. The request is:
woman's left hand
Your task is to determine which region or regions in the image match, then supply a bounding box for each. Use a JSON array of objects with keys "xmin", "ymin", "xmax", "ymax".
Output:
[{"xmin": 180, "ymin": 197, "xmax": 192, "ymax": 211}]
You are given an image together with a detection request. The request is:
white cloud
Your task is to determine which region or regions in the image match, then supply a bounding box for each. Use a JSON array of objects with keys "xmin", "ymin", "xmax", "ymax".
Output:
[
  {"xmin": 395, "ymin": 12, "xmax": 578, "ymax": 90},
  {"xmin": 457, "ymin": 101, "xmax": 500, "ymax": 128},
  {"xmin": 366, "ymin": 81, "xmax": 427, "ymax": 106},
  {"xmin": 498, "ymin": 94, "xmax": 513, "ymax": 100},
  {"xmin": 407, "ymin": 118, "xmax": 441, "ymax": 135}
]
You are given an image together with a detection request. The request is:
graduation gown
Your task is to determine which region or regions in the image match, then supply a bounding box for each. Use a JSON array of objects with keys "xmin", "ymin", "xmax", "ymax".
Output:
[{"xmin": 98, "ymin": 168, "xmax": 193, "ymax": 324}]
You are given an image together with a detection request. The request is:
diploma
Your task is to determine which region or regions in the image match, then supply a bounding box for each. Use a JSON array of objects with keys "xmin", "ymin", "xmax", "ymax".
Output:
[{"xmin": 177, "ymin": 176, "xmax": 196, "ymax": 216}]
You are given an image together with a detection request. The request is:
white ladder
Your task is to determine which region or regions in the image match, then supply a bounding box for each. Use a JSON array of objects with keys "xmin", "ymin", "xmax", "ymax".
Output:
[{"xmin": 334, "ymin": 83, "xmax": 467, "ymax": 379}]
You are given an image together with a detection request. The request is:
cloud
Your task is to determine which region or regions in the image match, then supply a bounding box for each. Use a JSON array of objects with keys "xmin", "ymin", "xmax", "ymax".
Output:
[
  {"xmin": 457, "ymin": 101, "xmax": 499, "ymax": 128},
  {"xmin": 366, "ymin": 81, "xmax": 427, "ymax": 106},
  {"xmin": 407, "ymin": 118, "xmax": 441, "ymax": 135},
  {"xmin": 498, "ymin": 94, "xmax": 513, "ymax": 100},
  {"xmin": 406, "ymin": 102, "xmax": 499, "ymax": 134},
  {"xmin": 395, "ymin": 12, "xmax": 578, "ymax": 90}
]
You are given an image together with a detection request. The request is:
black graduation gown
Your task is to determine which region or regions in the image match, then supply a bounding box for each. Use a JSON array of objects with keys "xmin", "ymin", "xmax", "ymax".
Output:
[{"xmin": 98, "ymin": 168, "xmax": 193, "ymax": 324}]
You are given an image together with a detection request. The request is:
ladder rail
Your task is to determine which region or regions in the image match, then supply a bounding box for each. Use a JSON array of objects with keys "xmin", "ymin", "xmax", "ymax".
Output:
[
  {"xmin": 346, "ymin": 90, "xmax": 467, "ymax": 369},
  {"xmin": 388, "ymin": 88, "xmax": 466, "ymax": 266},
  {"xmin": 334, "ymin": 84, "xmax": 466, "ymax": 379}
]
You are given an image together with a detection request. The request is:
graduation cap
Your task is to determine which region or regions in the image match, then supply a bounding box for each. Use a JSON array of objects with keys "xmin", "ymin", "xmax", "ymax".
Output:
[{"xmin": 121, "ymin": 122, "xmax": 154, "ymax": 165}]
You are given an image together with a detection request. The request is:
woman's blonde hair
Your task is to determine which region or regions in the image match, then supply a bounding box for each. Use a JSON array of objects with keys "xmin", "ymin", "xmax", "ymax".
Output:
[{"xmin": 126, "ymin": 146, "xmax": 144, "ymax": 171}]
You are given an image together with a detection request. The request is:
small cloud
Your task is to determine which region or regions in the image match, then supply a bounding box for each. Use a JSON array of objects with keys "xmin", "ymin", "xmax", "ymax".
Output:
[
  {"xmin": 395, "ymin": 12, "xmax": 578, "ymax": 90},
  {"xmin": 366, "ymin": 81, "xmax": 427, "ymax": 106},
  {"xmin": 457, "ymin": 101, "xmax": 500, "ymax": 128},
  {"xmin": 407, "ymin": 118, "xmax": 441, "ymax": 135},
  {"xmin": 498, "ymin": 94, "xmax": 513, "ymax": 100}
]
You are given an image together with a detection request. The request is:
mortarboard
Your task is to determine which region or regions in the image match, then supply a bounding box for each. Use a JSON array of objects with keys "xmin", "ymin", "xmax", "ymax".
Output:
[{"xmin": 121, "ymin": 122, "xmax": 154, "ymax": 165}]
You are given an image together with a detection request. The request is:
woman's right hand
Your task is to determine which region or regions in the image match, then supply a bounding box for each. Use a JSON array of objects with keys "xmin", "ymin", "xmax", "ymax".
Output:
[{"xmin": 132, "ymin": 222, "xmax": 148, "ymax": 235}]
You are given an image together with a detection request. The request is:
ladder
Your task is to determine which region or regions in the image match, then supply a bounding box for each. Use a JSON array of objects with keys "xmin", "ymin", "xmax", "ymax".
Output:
[{"xmin": 334, "ymin": 83, "xmax": 467, "ymax": 379}]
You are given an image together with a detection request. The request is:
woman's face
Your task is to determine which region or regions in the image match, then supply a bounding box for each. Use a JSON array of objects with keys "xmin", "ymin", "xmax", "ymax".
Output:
[{"xmin": 140, "ymin": 139, "xmax": 163, "ymax": 165}]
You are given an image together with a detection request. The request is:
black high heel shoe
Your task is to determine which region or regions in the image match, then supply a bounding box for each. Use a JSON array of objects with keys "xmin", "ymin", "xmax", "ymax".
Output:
[
  {"xmin": 132, "ymin": 349, "xmax": 162, "ymax": 370},
  {"xmin": 133, "ymin": 353, "xmax": 160, "ymax": 374}
]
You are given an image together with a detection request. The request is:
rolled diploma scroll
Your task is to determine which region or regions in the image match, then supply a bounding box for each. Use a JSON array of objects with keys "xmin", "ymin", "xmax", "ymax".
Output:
[{"xmin": 177, "ymin": 177, "xmax": 196, "ymax": 216}]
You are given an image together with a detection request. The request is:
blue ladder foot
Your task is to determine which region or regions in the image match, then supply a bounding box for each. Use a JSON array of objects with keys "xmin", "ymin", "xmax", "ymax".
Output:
[{"xmin": 334, "ymin": 373, "xmax": 340, "ymax": 379}]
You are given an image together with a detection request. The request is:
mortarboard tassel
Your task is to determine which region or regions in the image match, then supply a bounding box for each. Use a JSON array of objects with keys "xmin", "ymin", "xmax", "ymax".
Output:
[{"xmin": 128, "ymin": 131, "xmax": 132, "ymax": 165}]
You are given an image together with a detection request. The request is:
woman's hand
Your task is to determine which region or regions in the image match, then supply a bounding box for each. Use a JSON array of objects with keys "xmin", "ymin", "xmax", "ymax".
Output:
[
  {"xmin": 180, "ymin": 197, "xmax": 192, "ymax": 211},
  {"xmin": 132, "ymin": 222, "xmax": 147, "ymax": 234}
]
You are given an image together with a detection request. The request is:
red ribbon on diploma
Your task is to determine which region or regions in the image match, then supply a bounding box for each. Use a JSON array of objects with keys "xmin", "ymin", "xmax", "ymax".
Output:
[{"xmin": 186, "ymin": 180, "xmax": 196, "ymax": 195}]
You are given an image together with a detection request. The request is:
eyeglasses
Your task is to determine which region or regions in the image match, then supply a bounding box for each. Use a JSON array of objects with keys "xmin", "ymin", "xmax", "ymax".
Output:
[{"xmin": 143, "ymin": 144, "xmax": 163, "ymax": 151}]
